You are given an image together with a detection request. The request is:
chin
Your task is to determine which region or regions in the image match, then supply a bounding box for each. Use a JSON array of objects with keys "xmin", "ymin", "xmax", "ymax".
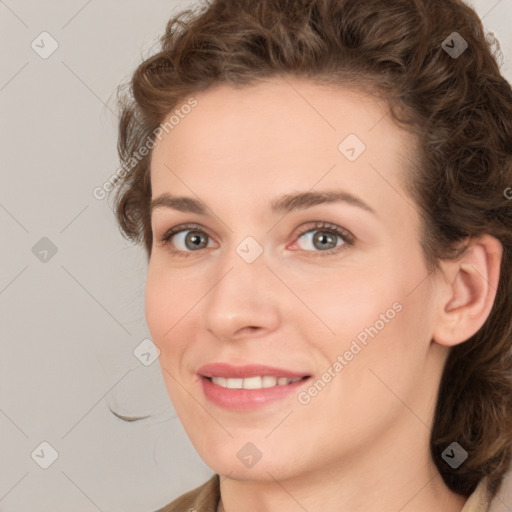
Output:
[{"xmin": 200, "ymin": 446, "xmax": 301, "ymax": 482}]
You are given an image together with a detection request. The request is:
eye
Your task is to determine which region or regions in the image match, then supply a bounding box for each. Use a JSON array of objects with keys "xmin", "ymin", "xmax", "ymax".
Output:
[
  {"xmin": 291, "ymin": 221, "xmax": 354, "ymax": 257},
  {"xmin": 158, "ymin": 223, "xmax": 216, "ymax": 257},
  {"xmin": 157, "ymin": 221, "xmax": 354, "ymax": 258}
]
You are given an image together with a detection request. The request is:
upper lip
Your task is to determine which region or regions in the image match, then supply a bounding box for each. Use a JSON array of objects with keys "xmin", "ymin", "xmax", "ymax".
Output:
[{"xmin": 197, "ymin": 363, "xmax": 311, "ymax": 379}]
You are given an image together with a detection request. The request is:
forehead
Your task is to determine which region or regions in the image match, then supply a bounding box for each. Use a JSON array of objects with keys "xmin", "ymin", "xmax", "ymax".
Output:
[{"xmin": 150, "ymin": 77, "xmax": 417, "ymax": 216}]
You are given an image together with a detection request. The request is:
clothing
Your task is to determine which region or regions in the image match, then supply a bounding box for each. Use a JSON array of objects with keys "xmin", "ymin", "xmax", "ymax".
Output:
[
  {"xmin": 461, "ymin": 476, "xmax": 493, "ymax": 511},
  {"xmin": 154, "ymin": 473, "xmax": 492, "ymax": 512},
  {"xmin": 155, "ymin": 474, "xmax": 220, "ymax": 512}
]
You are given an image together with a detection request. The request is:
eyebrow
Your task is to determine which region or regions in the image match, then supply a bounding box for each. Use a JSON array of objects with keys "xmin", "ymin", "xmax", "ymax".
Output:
[{"xmin": 150, "ymin": 190, "xmax": 376, "ymax": 217}]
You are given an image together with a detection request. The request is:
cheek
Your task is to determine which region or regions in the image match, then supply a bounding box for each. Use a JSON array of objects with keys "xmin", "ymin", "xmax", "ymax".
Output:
[
  {"xmin": 144, "ymin": 268, "xmax": 168, "ymax": 343},
  {"xmin": 294, "ymin": 253, "xmax": 431, "ymax": 376},
  {"xmin": 292, "ymin": 267, "xmax": 400, "ymax": 345},
  {"xmin": 144, "ymin": 262, "xmax": 199, "ymax": 351},
  {"xmin": 313, "ymin": 262, "xmax": 434, "ymax": 414},
  {"xmin": 144, "ymin": 266, "xmax": 194, "ymax": 406}
]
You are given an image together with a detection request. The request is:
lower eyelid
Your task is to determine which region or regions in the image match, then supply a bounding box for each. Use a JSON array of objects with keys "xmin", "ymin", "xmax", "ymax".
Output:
[
  {"xmin": 160, "ymin": 224, "xmax": 352, "ymax": 255},
  {"xmin": 291, "ymin": 236, "xmax": 346, "ymax": 256},
  {"xmin": 295, "ymin": 226, "xmax": 350, "ymax": 243}
]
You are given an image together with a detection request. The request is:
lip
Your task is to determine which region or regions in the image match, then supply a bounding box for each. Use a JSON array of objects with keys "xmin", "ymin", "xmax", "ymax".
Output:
[
  {"xmin": 197, "ymin": 363, "xmax": 310, "ymax": 379},
  {"xmin": 199, "ymin": 375, "xmax": 311, "ymax": 411},
  {"xmin": 197, "ymin": 363, "xmax": 312, "ymax": 411}
]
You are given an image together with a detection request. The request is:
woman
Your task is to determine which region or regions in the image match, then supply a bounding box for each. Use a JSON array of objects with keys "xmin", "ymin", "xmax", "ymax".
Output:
[{"xmin": 111, "ymin": 0, "xmax": 512, "ymax": 510}]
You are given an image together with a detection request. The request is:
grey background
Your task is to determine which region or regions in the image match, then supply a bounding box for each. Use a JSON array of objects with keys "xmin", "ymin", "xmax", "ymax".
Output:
[{"xmin": 1, "ymin": 1, "xmax": 511, "ymax": 511}]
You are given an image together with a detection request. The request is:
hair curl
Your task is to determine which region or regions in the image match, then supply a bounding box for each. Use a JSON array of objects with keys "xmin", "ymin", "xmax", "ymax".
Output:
[{"xmin": 110, "ymin": 0, "xmax": 512, "ymax": 500}]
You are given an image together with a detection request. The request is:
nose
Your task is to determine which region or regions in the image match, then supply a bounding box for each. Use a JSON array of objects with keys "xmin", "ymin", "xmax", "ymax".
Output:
[{"xmin": 202, "ymin": 244, "xmax": 281, "ymax": 342}]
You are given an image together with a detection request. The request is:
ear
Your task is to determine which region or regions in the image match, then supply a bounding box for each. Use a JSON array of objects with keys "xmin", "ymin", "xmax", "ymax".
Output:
[{"xmin": 432, "ymin": 234, "xmax": 503, "ymax": 347}]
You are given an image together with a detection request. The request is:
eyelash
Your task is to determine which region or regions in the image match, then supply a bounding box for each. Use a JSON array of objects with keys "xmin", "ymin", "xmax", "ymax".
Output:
[{"xmin": 158, "ymin": 221, "xmax": 355, "ymax": 258}]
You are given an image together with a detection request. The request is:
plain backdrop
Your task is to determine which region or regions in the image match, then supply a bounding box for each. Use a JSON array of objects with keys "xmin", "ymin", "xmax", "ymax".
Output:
[{"xmin": 1, "ymin": 1, "xmax": 511, "ymax": 511}]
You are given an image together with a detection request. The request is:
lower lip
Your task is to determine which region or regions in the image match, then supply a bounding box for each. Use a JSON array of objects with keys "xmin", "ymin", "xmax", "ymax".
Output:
[{"xmin": 199, "ymin": 376, "xmax": 310, "ymax": 411}]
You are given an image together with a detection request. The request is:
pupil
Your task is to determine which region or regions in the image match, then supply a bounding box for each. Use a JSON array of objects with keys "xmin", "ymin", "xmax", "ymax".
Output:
[
  {"xmin": 186, "ymin": 231, "xmax": 207, "ymax": 250},
  {"xmin": 183, "ymin": 230, "xmax": 336, "ymax": 251},
  {"xmin": 314, "ymin": 232, "xmax": 335, "ymax": 250}
]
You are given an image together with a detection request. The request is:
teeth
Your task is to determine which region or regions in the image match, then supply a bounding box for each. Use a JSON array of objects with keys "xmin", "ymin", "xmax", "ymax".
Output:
[
  {"xmin": 210, "ymin": 376, "xmax": 303, "ymax": 389},
  {"xmin": 262, "ymin": 376, "xmax": 278, "ymax": 388},
  {"xmin": 243, "ymin": 376, "xmax": 262, "ymax": 389}
]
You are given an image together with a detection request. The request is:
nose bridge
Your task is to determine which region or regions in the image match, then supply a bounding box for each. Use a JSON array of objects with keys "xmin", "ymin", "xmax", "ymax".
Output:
[
  {"xmin": 202, "ymin": 236, "xmax": 280, "ymax": 339},
  {"xmin": 209, "ymin": 237, "xmax": 267, "ymax": 308},
  {"xmin": 215, "ymin": 233, "xmax": 269, "ymax": 294}
]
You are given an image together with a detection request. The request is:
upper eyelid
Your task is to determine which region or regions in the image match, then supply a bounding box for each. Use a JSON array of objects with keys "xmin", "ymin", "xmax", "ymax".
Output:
[
  {"xmin": 159, "ymin": 221, "xmax": 353, "ymax": 246},
  {"xmin": 160, "ymin": 223, "xmax": 215, "ymax": 241}
]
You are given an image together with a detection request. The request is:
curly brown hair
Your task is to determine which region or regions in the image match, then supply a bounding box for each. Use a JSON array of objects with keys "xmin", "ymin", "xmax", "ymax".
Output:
[{"xmin": 110, "ymin": 0, "xmax": 512, "ymax": 500}]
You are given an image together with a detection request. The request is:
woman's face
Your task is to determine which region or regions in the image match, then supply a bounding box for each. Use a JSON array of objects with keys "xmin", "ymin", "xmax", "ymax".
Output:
[{"xmin": 146, "ymin": 77, "xmax": 448, "ymax": 481}]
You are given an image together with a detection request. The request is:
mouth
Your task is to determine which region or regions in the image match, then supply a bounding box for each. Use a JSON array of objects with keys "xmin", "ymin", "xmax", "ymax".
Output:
[
  {"xmin": 197, "ymin": 362, "xmax": 312, "ymax": 411},
  {"xmin": 204, "ymin": 375, "xmax": 310, "ymax": 389},
  {"xmin": 197, "ymin": 362, "xmax": 311, "ymax": 380}
]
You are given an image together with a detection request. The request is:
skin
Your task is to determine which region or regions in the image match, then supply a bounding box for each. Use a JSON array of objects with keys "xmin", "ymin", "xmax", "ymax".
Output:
[{"xmin": 146, "ymin": 76, "xmax": 502, "ymax": 512}]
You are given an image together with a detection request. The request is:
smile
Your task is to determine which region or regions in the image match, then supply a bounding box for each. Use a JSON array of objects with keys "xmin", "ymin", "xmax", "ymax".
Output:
[{"xmin": 209, "ymin": 375, "xmax": 306, "ymax": 389}]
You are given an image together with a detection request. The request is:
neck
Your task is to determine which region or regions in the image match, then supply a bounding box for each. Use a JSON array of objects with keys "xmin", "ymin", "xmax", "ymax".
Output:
[
  {"xmin": 217, "ymin": 418, "xmax": 468, "ymax": 512},
  {"xmin": 218, "ymin": 466, "xmax": 467, "ymax": 512}
]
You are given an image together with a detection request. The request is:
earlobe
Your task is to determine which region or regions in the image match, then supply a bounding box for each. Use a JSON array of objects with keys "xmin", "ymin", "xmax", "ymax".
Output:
[{"xmin": 432, "ymin": 234, "xmax": 503, "ymax": 348}]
